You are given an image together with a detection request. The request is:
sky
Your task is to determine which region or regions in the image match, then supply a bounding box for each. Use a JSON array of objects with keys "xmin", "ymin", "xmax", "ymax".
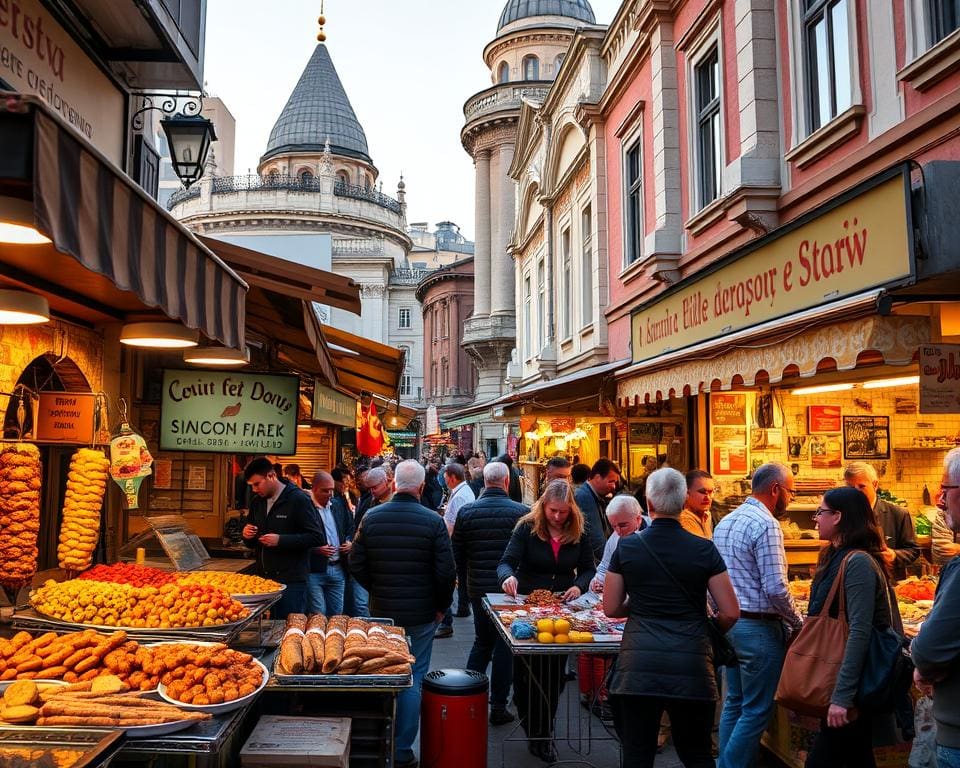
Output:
[{"xmin": 203, "ymin": 0, "xmax": 621, "ymax": 242}]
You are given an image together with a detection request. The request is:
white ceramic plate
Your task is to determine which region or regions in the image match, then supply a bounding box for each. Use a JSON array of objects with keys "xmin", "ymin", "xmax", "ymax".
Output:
[
  {"xmin": 122, "ymin": 717, "xmax": 203, "ymax": 738},
  {"xmin": 157, "ymin": 658, "xmax": 268, "ymax": 715}
]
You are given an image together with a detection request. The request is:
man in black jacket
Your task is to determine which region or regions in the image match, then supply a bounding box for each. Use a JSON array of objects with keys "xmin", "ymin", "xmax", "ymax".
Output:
[
  {"xmin": 307, "ymin": 470, "xmax": 355, "ymax": 616},
  {"xmin": 574, "ymin": 459, "xmax": 620, "ymax": 562},
  {"xmin": 452, "ymin": 461, "xmax": 527, "ymax": 725},
  {"xmin": 351, "ymin": 460, "xmax": 456, "ymax": 768},
  {"xmin": 241, "ymin": 457, "xmax": 324, "ymax": 619}
]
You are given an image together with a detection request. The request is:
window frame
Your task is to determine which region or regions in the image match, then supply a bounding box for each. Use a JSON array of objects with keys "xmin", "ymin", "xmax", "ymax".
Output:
[
  {"xmin": 400, "ymin": 374, "xmax": 411, "ymax": 397},
  {"xmin": 536, "ymin": 259, "xmax": 546, "ymax": 350},
  {"xmin": 622, "ymin": 137, "xmax": 644, "ymax": 268},
  {"xmin": 802, "ymin": 0, "xmax": 854, "ymax": 133},
  {"xmin": 498, "ymin": 61, "xmax": 510, "ymax": 83},
  {"xmin": 560, "ymin": 225, "xmax": 572, "ymax": 340},
  {"xmin": 523, "ymin": 55, "xmax": 540, "ymax": 80},
  {"xmin": 523, "ymin": 274, "xmax": 533, "ymax": 362},
  {"xmin": 398, "ymin": 307, "xmax": 411, "ymax": 329},
  {"xmin": 927, "ymin": 0, "xmax": 960, "ymax": 44},
  {"xmin": 693, "ymin": 44, "xmax": 723, "ymax": 211},
  {"xmin": 580, "ymin": 204, "xmax": 593, "ymax": 328}
]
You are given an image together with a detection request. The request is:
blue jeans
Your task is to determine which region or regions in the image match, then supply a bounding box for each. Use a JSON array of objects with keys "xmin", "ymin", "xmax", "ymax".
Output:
[
  {"xmin": 718, "ymin": 619, "xmax": 786, "ymax": 768},
  {"xmin": 466, "ymin": 597, "xmax": 511, "ymax": 710},
  {"xmin": 346, "ymin": 576, "xmax": 369, "ymax": 617},
  {"xmin": 307, "ymin": 563, "xmax": 346, "ymax": 616},
  {"xmin": 940, "ymin": 745, "xmax": 960, "ymax": 768},
  {"xmin": 272, "ymin": 581, "xmax": 307, "ymax": 620},
  {"xmin": 397, "ymin": 620, "xmax": 437, "ymax": 765}
]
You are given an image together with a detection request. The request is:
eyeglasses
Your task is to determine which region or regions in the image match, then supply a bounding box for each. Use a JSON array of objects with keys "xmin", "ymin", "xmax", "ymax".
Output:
[
  {"xmin": 778, "ymin": 485, "xmax": 797, "ymax": 498},
  {"xmin": 940, "ymin": 485, "xmax": 960, "ymax": 494},
  {"xmin": 812, "ymin": 507, "xmax": 835, "ymax": 518}
]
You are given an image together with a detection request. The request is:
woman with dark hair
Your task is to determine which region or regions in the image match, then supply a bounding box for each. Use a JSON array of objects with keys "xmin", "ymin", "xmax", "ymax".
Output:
[
  {"xmin": 804, "ymin": 485, "xmax": 903, "ymax": 768},
  {"xmin": 498, "ymin": 480, "xmax": 596, "ymax": 762}
]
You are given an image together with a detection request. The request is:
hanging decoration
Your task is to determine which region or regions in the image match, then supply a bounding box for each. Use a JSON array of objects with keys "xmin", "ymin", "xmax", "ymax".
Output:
[{"xmin": 108, "ymin": 399, "xmax": 153, "ymax": 509}]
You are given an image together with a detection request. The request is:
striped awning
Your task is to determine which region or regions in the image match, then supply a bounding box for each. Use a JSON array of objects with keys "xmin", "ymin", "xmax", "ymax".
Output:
[{"xmin": 2, "ymin": 95, "xmax": 247, "ymax": 349}]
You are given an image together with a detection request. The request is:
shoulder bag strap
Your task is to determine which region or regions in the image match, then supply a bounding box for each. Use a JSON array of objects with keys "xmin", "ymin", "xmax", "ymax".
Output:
[
  {"xmin": 823, "ymin": 551, "xmax": 858, "ymax": 623},
  {"xmin": 637, "ymin": 534, "xmax": 705, "ymax": 614}
]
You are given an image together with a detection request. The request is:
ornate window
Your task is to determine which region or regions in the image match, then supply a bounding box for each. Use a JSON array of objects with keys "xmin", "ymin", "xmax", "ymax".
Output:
[
  {"xmin": 299, "ymin": 169, "xmax": 314, "ymax": 185},
  {"xmin": 694, "ymin": 46, "xmax": 722, "ymax": 209},
  {"xmin": 560, "ymin": 227, "xmax": 571, "ymax": 339},
  {"xmin": 336, "ymin": 170, "xmax": 349, "ymax": 185},
  {"xmin": 523, "ymin": 55, "xmax": 540, "ymax": 80},
  {"xmin": 498, "ymin": 61, "xmax": 510, "ymax": 83},
  {"xmin": 624, "ymin": 141, "xmax": 643, "ymax": 265},
  {"xmin": 581, "ymin": 205, "xmax": 593, "ymax": 327}
]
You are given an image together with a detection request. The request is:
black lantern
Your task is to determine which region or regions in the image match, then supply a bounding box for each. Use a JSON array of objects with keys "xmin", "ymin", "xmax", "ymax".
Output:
[{"xmin": 161, "ymin": 113, "xmax": 216, "ymax": 189}]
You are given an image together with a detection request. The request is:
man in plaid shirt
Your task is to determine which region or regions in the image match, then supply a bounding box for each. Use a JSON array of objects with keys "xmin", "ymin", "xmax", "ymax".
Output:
[{"xmin": 713, "ymin": 462, "xmax": 803, "ymax": 768}]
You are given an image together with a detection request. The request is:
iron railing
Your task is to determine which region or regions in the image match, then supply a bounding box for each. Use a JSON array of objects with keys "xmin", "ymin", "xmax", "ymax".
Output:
[
  {"xmin": 390, "ymin": 268, "xmax": 432, "ymax": 285},
  {"xmin": 333, "ymin": 180, "xmax": 402, "ymax": 214},
  {"xmin": 166, "ymin": 185, "xmax": 200, "ymax": 209}
]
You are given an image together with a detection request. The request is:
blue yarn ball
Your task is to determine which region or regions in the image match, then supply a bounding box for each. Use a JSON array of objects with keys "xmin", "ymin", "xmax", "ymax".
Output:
[{"xmin": 511, "ymin": 619, "xmax": 536, "ymax": 640}]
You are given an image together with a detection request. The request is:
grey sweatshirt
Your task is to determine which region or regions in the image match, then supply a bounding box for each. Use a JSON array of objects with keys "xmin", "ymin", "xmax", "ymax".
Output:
[{"xmin": 912, "ymin": 556, "xmax": 960, "ymax": 748}]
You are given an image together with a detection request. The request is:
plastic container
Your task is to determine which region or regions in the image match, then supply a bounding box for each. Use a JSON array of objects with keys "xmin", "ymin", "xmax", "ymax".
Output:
[{"xmin": 420, "ymin": 669, "xmax": 488, "ymax": 768}]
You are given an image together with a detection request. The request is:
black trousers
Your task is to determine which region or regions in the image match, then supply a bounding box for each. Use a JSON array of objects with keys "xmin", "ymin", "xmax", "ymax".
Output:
[
  {"xmin": 513, "ymin": 654, "xmax": 567, "ymax": 739},
  {"xmin": 610, "ymin": 694, "xmax": 715, "ymax": 768},
  {"xmin": 805, "ymin": 712, "xmax": 876, "ymax": 768}
]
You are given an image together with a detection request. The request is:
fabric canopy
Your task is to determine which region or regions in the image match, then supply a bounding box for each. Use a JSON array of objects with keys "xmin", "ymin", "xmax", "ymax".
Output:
[{"xmin": 320, "ymin": 325, "xmax": 404, "ymax": 400}]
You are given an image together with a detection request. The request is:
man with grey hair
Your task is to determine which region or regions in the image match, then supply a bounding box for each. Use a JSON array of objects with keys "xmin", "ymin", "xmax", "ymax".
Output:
[
  {"xmin": 452, "ymin": 461, "xmax": 528, "ymax": 725},
  {"xmin": 844, "ymin": 461, "xmax": 919, "ymax": 579},
  {"xmin": 346, "ymin": 467, "xmax": 392, "ymax": 617},
  {"xmin": 713, "ymin": 462, "xmax": 803, "ymax": 768},
  {"xmin": 351, "ymin": 459, "xmax": 456, "ymax": 768},
  {"xmin": 913, "ymin": 447, "xmax": 960, "ymax": 767},
  {"xmin": 590, "ymin": 495, "xmax": 646, "ymax": 592}
]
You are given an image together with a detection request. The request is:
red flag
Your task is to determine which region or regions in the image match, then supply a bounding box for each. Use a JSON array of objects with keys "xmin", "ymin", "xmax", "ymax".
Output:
[{"xmin": 357, "ymin": 400, "xmax": 384, "ymax": 457}]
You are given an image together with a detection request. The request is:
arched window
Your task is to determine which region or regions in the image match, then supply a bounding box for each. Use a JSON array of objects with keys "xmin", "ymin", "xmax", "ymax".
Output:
[
  {"xmin": 498, "ymin": 61, "xmax": 510, "ymax": 83},
  {"xmin": 523, "ymin": 55, "xmax": 540, "ymax": 80},
  {"xmin": 364, "ymin": 175, "xmax": 373, "ymax": 191},
  {"xmin": 555, "ymin": 54, "xmax": 566, "ymax": 75},
  {"xmin": 336, "ymin": 170, "xmax": 349, "ymax": 186},
  {"xmin": 299, "ymin": 170, "xmax": 314, "ymax": 185}
]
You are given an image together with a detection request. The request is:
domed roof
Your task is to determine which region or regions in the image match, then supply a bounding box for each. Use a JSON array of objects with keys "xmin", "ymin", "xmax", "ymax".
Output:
[
  {"xmin": 497, "ymin": 0, "xmax": 596, "ymax": 32},
  {"xmin": 261, "ymin": 44, "xmax": 371, "ymax": 164}
]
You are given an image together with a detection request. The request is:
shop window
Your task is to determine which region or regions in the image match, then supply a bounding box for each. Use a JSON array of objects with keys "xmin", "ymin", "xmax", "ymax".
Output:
[
  {"xmin": 694, "ymin": 46, "xmax": 722, "ymax": 209},
  {"xmin": 560, "ymin": 227, "xmax": 571, "ymax": 339},
  {"xmin": 523, "ymin": 55, "xmax": 540, "ymax": 80},
  {"xmin": 581, "ymin": 205, "xmax": 593, "ymax": 326},
  {"xmin": 928, "ymin": 0, "xmax": 960, "ymax": 44},
  {"xmin": 803, "ymin": 0, "xmax": 853, "ymax": 133},
  {"xmin": 399, "ymin": 308, "xmax": 411, "ymax": 329},
  {"xmin": 498, "ymin": 61, "xmax": 510, "ymax": 83},
  {"xmin": 624, "ymin": 141, "xmax": 643, "ymax": 266}
]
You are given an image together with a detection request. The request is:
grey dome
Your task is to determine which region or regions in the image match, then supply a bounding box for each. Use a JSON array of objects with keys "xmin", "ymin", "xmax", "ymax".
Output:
[
  {"xmin": 497, "ymin": 0, "xmax": 596, "ymax": 31},
  {"xmin": 261, "ymin": 44, "xmax": 370, "ymax": 164}
]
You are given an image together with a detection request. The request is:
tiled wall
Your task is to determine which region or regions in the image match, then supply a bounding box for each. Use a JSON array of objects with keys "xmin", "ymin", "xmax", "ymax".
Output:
[{"xmin": 731, "ymin": 387, "xmax": 960, "ymax": 512}]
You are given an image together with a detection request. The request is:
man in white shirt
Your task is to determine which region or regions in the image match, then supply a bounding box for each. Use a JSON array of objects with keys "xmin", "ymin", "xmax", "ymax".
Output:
[
  {"xmin": 590, "ymin": 495, "xmax": 646, "ymax": 592},
  {"xmin": 307, "ymin": 470, "xmax": 354, "ymax": 616},
  {"xmin": 438, "ymin": 462, "xmax": 476, "ymax": 635}
]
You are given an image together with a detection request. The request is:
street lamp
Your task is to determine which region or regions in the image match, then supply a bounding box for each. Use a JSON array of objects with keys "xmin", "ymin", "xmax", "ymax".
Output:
[{"xmin": 161, "ymin": 113, "xmax": 217, "ymax": 189}]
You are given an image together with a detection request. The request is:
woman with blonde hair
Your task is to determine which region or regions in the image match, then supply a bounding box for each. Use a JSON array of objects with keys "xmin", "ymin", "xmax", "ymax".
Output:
[{"xmin": 498, "ymin": 479, "xmax": 596, "ymax": 762}]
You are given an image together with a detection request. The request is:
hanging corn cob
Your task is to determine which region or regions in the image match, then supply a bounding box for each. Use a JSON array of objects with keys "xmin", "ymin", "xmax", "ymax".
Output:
[
  {"xmin": 0, "ymin": 442, "xmax": 41, "ymax": 589},
  {"xmin": 58, "ymin": 448, "xmax": 109, "ymax": 573}
]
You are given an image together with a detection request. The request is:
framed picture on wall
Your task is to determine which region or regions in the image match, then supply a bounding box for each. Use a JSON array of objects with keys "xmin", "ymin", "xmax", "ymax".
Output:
[
  {"xmin": 787, "ymin": 435, "xmax": 810, "ymax": 461},
  {"xmin": 808, "ymin": 405, "xmax": 842, "ymax": 434},
  {"xmin": 843, "ymin": 416, "xmax": 890, "ymax": 460}
]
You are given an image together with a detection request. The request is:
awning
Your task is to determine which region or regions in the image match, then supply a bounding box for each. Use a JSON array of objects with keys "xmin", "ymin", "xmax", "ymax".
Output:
[
  {"xmin": 488, "ymin": 359, "xmax": 628, "ymax": 409},
  {"xmin": 0, "ymin": 94, "xmax": 247, "ymax": 349},
  {"xmin": 197, "ymin": 235, "xmax": 361, "ymax": 315},
  {"xmin": 616, "ymin": 291, "xmax": 930, "ymax": 405},
  {"xmin": 320, "ymin": 325, "xmax": 405, "ymax": 400}
]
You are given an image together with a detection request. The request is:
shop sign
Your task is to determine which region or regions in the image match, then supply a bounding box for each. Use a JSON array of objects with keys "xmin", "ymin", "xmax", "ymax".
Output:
[
  {"xmin": 160, "ymin": 370, "xmax": 299, "ymax": 454},
  {"xmin": 0, "ymin": 0, "xmax": 124, "ymax": 164},
  {"xmin": 630, "ymin": 171, "xmax": 913, "ymax": 363},
  {"xmin": 551, "ymin": 418, "xmax": 576, "ymax": 433},
  {"xmin": 920, "ymin": 344, "xmax": 960, "ymax": 413},
  {"xmin": 312, "ymin": 384, "xmax": 356, "ymax": 428},
  {"xmin": 710, "ymin": 394, "xmax": 746, "ymax": 425},
  {"xmin": 33, "ymin": 391, "xmax": 95, "ymax": 443},
  {"xmin": 426, "ymin": 405, "xmax": 439, "ymax": 436}
]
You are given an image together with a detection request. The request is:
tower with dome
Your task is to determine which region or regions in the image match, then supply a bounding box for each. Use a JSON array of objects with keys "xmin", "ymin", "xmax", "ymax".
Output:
[{"xmin": 452, "ymin": 0, "xmax": 597, "ymax": 456}]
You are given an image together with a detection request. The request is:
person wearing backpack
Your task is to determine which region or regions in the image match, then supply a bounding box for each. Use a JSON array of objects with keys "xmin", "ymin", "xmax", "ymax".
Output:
[{"xmin": 803, "ymin": 486, "xmax": 903, "ymax": 767}]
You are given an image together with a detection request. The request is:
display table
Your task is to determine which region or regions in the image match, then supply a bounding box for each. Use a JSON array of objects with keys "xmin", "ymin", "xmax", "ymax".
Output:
[{"xmin": 482, "ymin": 595, "xmax": 622, "ymax": 768}]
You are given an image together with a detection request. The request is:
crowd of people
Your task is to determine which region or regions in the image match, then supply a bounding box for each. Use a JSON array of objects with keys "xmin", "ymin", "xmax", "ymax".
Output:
[{"xmin": 235, "ymin": 447, "xmax": 960, "ymax": 768}]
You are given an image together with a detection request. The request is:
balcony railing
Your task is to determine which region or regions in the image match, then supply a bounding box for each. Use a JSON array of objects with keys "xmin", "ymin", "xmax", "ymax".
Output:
[
  {"xmin": 463, "ymin": 82, "xmax": 552, "ymax": 122},
  {"xmin": 167, "ymin": 185, "xmax": 200, "ymax": 209},
  {"xmin": 332, "ymin": 237, "xmax": 385, "ymax": 257},
  {"xmin": 390, "ymin": 268, "xmax": 432, "ymax": 285},
  {"xmin": 334, "ymin": 181, "xmax": 402, "ymax": 214}
]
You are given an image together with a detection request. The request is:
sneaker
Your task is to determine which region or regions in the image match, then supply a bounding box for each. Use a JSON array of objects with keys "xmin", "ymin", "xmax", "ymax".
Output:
[
  {"xmin": 489, "ymin": 708, "xmax": 515, "ymax": 725},
  {"xmin": 434, "ymin": 625, "xmax": 453, "ymax": 639}
]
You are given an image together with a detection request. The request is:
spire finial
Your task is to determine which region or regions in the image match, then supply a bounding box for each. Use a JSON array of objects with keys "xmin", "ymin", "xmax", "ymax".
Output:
[{"xmin": 317, "ymin": 1, "xmax": 327, "ymax": 43}]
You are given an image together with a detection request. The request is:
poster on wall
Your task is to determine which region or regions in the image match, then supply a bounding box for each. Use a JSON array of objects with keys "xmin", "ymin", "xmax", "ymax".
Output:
[
  {"xmin": 843, "ymin": 416, "xmax": 890, "ymax": 460},
  {"xmin": 787, "ymin": 435, "xmax": 810, "ymax": 461},
  {"xmin": 808, "ymin": 405, "xmax": 842, "ymax": 434},
  {"xmin": 811, "ymin": 435, "xmax": 843, "ymax": 468},
  {"xmin": 710, "ymin": 394, "xmax": 747, "ymax": 425},
  {"xmin": 751, "ymin": 428, "xmax": 782, "ymax": 451},
  {"xmin": 713, "ymin": 445, "xmax": 748, "ymax": 474},
  {"xmin": 920, "ymin": 344, "xmax": 960, "ymax": 413}
]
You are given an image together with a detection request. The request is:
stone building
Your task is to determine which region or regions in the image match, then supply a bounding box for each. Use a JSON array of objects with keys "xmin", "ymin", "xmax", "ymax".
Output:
[
  {"xmin": 168, "ymin": 43, "xmax": 424, "ymax": 412},
  {"xmin": 453, "ymin": 0, "xmax": 598, "ymax": 456}
]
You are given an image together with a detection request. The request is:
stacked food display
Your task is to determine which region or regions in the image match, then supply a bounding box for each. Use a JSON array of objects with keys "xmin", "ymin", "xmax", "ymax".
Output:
[{"xmin": 484, "ymin": 590, "xmax": 623, "ymax": 649}]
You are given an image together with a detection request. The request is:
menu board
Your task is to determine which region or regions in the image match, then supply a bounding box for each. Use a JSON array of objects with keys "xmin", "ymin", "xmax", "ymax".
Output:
[
  {"xmin": 710, "ymin": 394, "xmax": 746, "ymax": 425},
  {"xmin": 920, "ymin": 344, "xmax": 960, "ymax": 413},
  {"xmin": 155, "ymin": 528, "xmax": 209, "ymax": 572},
  {"xmin": 34, "ymin": 392, "xmax": 96, "ymax": 443}
]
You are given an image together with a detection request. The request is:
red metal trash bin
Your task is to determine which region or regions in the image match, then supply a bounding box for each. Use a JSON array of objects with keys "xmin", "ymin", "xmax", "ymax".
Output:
[{"xmin": 420, "ymin": 669, "xmax": 488, "ymax": 768}]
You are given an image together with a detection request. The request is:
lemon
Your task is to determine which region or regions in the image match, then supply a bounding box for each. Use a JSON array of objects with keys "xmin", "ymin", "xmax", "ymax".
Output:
[
  {"xmin": 580, "ymin": 632, "xmax": 594, "ymax": 643},
  {"xmin": 554, "ymin": 634, "xmax": 570, "ymax": 644},
  {"xmin": 537, "ymin": 632, "xmax": 555, "ymax": 644},
  {"xmin": 568, "ymin": 631, "xmax": 582, "ymax": 643},
  {"xmin": 536, "ymin": 618, "xmax": 555, "ymax": 634},
  {"xmin": 554, "ymin": 619, "xmax": 571, "ymax": 635}
]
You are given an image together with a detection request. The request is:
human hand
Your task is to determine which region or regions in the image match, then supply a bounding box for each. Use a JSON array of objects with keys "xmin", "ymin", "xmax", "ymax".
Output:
[
  {"xmin": 880, "ymin": 548, "xmax": 896, "ymax": 566},
  {"xmin": 914, "ymin": 668, "xmax": 936, "ymax": 696},
  {"xmin": 826, "ymin": 704, "xmax": 853, "ymax": 728},
  {"xmin": 242, "ymin": 524, "xmax": 258, "ymax": 539},
  {"xmin": 317, "ymin": 544, "xmax": 336, "ymax": 557},
  {"xmin": 339, "ymin": 541, "xmax": 353, "ymax": 554},
  {"xmin": 589, "ymin": 578, "xmax": 603, "ymax": 593},
  {"xmin": 259, "ymin": 533, "xmax": 280, "ymax": 547},
  {"xmin": 562, "ymin": 586, "xmax": 582, "ymax": 602},
  {"xmin": 502, "ymin": 576, "xmax": 518, "ymax": 598}
]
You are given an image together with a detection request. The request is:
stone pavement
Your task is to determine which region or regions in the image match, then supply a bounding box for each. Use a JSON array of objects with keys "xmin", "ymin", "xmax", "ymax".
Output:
[{"xmin": 416, "ymin": 610, "xmax": 686, "ymax": 768}]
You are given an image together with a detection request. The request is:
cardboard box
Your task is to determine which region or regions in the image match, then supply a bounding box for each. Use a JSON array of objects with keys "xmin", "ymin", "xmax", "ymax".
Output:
[{"xmin": 240, "ymin": 716, "xmax": 351, "ymax": 767}]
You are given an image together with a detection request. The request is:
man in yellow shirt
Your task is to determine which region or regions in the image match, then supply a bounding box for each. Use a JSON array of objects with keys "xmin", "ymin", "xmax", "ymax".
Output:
[{"xmin": 681, "ymin": 469, "xmax": 715, "ymax": 539}]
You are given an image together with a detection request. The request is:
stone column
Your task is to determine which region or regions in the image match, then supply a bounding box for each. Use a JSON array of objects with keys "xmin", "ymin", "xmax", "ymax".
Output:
[
  {"xmin": 474, "ymin": 150, "xmax": 492, "ymax": 317},
  {"xmin": 491, "ymin": 144, "xmax": 516, "ymax": 316}
]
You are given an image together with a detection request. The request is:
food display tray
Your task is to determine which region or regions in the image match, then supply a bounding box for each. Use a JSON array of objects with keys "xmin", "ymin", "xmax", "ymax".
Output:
[
  {"xmin": 268, "ymin": 650, "xmax": 412, "ymax": 690},
  {"xmin": 0, "ymin": 726, "xmax": 123, "ymax": 768},
  {"xmin": 12, "ymin": 598, "xmax": 276, "ymax": 644}
]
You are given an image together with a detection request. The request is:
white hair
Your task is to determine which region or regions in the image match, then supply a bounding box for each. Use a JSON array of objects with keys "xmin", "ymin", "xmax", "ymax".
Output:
[
  {"xmin": 394, "ymin": 459, "xmax": 425, "ymax": 492},
  {"xmin": 844, "ymin": 461, "xmax": 878, "ymax": 484},
  {"xmin": 606, "ymin": 494, "xmax": 642, "ymax": 520},
  {"xmin": 946, "ymin": 448, "xmax": 960, "ymax": 486},
  {"xmin": 364, "ymin": 467, "xmax": 387, "ymax": 487},
  {"xmin": 483, "ymin": 461, "xmax": 509, "ymax": 487},
  {"xmin": 645, "ymin": 468, "xmax": 687, "ymax": 516}
]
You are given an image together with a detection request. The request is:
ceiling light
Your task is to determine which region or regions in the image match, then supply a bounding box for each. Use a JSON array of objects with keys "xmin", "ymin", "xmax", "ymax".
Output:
[
  {"xmin": 0, "ymin": 197, "xmax": 51, "ymax": 244},
  {"xmin": 862, "ymin": 375, "xmax": 920, "ymax": 389},
  {"xmin": 0, "ymin": 289, "xmax": 50, "ymax": 324},
  {"xmin": 120, "ymin": 322, "xmax": 199, "ymax": 349},
  {"xmin": 790, "ymin": 383, "xmax": 855, "ymax": 396},
  {"xmin": 183, "ymin": 346, "xmax": 250, "ymax": 366}
]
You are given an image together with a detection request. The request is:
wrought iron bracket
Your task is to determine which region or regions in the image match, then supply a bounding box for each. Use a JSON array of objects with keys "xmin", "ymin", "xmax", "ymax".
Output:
[{"xmin": 130, "ymin": 91, "xmax": 204, "ymax": 131}]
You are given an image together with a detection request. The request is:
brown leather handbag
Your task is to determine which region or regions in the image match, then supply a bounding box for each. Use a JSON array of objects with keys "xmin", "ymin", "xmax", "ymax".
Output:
[{"xmin": 774, "ymin": 552, "xmax": 856, "ymax": 717}]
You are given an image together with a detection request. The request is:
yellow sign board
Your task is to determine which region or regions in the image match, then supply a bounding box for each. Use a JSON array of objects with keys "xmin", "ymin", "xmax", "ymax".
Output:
[{"xmin": 631, "ymin": 172, "xmax": 913, "ymax": 363}]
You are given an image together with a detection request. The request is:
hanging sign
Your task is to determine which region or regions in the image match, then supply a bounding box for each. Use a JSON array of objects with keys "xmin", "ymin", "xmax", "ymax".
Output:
[
  {"xmin": 159, "ymin": 370, "xmax": 299, "ymax": 454},
  {"xmin": 313, "ymin": 384, "xmax": 356, "ymax": 428},
  {"xmin": 109, "ymin": 425, "xmax": 153, "ymax": 509},
  {"xmin": 920, "ymin": 344, "xmax": 960, "ymax": 413},
  {"xmin": 34, "ymin": 392, "xmax": 95, "ymax": 443}
]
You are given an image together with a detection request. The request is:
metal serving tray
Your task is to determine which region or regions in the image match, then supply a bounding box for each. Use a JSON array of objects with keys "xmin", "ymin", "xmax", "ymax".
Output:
[
  {"xmin": 0, "ymin": 726, "xmax": 123, "ymax": 768},
  {"xmin": 270, "ymin": 652, "xmax": 412, "ymax": 689}
]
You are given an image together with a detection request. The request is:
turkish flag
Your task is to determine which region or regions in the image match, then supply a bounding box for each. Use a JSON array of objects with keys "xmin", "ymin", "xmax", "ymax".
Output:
[{"xmin": 357, "ymin": 400, "xmax": 385, "ymax": 457}]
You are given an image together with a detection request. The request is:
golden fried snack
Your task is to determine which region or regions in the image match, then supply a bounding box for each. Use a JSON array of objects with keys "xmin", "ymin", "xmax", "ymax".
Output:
[
  {"xmin": 3, "ymin": 680, "xmax": 39, "ymax": 707},
  {"xmin": 321, "ymin": 615, "xmax": 348, "ymax": 674},
  {"xmin": 1, "ymin": 704, "xmax": 39, "ymax": 724},
  {"xmin": 57, "ymin": 449, "xmax": 109, "ymax": 573}
]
